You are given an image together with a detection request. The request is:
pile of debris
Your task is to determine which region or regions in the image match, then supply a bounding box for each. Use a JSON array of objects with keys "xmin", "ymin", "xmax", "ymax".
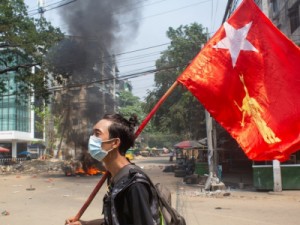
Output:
[
  {"xmin": 0, "ymin": 159, "xmax": 65, "ymax": 175},
  {"xmin": 61, "ymin": 157, "xmax": 105, "ymax": 176}
]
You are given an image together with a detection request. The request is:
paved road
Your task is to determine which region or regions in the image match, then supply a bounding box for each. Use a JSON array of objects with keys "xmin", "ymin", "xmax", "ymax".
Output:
[{"xmin": 1, "ymin": 156, "xmax": 300, "ymax": 225}]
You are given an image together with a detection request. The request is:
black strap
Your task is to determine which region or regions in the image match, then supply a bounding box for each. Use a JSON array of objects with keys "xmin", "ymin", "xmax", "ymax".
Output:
[
  {"xmin": 124, "ymin": 165, "xmax": 179, "ymax": 222},
  {"xmin": 111, "ymin": 164, "xmax": 134, "ymax": 184},
  {"xmin": 112, "ymin": 164, "xmax": 180, "ymax": 223}
]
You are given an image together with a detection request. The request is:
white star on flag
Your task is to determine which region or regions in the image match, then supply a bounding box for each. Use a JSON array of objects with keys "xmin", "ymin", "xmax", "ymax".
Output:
[{"xmin": 213, "ymin": 21, "xmax": 258, "ymax": 67}]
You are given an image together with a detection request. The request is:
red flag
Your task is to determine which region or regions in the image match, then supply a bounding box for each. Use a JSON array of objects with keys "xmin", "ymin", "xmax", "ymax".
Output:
[{"xmin": 177, "ymin": 0, "xmax": 300, "ymax": 162}]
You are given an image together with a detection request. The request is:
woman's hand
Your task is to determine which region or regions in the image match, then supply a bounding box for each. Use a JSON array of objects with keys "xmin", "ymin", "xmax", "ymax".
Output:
[
  {"xmin": 65, "ymin": 217, "xmax": 103, "ymax": 225},
  {"xmin": 65, "ymin": 217, "xmax": 82, "ymax": 225}
]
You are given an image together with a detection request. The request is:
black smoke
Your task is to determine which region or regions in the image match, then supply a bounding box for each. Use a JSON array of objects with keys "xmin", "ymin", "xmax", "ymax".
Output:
[
  {"xmin": 61, "ymin": 0, "xmax": 144, "ymax": 51},
  {"xmin": 47, "ymin": 0, "xmax": 145, "ymax": 152},
  {"xmin": 48, "ymin": 0, "xmax": 145, "ymax": 79}
]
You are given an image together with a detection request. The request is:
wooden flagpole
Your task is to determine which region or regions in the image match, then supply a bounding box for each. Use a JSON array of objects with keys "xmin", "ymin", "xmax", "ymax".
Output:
[
  {"xmin": 73, "ymin": 172, "xmax": 109, "ymax": 221},
  {"xmin": 73, "ymin": 80, "xmax": 179, "ymax": 221},
  {"xmin": 135, "ymin": 81, "xmax": 179, "ymax": 138}
]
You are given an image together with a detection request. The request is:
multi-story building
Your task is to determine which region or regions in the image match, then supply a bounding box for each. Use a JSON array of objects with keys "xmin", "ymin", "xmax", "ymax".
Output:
[
  {"xmin": 51, "ymin": 38, "xmax": 123, "ymax": 158},
  {"xmin": 0, "ymin": 35, "xmax": 129, "ymax": 161},
  {"xmin": 250, "ymin": 0, "xmax": 300, "ymax": 190},
  {"xmin": 0, "ymin": 66, "xmax": 44, "ymax": 160}
]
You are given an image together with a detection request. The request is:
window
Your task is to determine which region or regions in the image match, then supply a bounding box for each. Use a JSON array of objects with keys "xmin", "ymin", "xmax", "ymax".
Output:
[
  {"xmin": 0, "ymin": 74, "xmax": 31, "ymax": 132},
  {"xmin": 272, "ymin": 0, "xmax": 279, "ymax": 13},
  {"xmin": 289, "ymin": 3, "xmax": 300, "ymax": 33}
]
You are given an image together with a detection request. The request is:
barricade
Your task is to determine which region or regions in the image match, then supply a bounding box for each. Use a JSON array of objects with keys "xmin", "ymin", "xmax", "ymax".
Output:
[{"xmin": 0, "ymin": 157, "xmax": 26, "ymax": 165}]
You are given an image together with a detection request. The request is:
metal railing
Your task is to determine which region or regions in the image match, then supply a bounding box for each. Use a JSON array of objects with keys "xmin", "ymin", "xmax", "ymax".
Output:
[{"xmin": 0, "ymin": 157, "xmax": 27, "ymax": 165}]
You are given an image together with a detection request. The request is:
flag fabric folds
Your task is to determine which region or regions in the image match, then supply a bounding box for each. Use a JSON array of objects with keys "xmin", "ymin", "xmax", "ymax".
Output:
[{"xmin": 177, "ymin": 0, "xmax": 300, "ymax": 162}]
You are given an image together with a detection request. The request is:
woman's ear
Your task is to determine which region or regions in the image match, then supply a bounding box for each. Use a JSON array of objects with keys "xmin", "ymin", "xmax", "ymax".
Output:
[{"xmin": 113, "ymin": 138, "xmax": 121, "ymax": 149}]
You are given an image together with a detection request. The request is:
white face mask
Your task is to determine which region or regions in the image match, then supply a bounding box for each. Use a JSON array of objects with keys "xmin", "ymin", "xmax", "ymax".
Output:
[{"xmin": 88, "ymin": 135, "xmax": 114, "ymax": 161}]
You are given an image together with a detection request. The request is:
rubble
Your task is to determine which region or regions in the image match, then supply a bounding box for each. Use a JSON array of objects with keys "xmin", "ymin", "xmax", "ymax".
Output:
[
  {"xmin": 1, "ymin": 210, "xmax": 10, "ymax": 216},
  {"xmin": 179, "ymin": 188, "xmax": 232, "ymax": 198},
  {"xmin": 26, "ymin": 185, "xmax": 36, "ymax": 191},
  {"xmin": 0, "ymin": 159, "xmax": 65, "ymax": 175},
  {"xmin": 0, "ymin": 156, "xmax": 107, "ymax": 176}
]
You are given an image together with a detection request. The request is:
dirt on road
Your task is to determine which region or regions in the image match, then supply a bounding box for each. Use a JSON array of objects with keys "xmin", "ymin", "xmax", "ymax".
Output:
[{"xmin": 1, "ymin": 157, "xmax": 300, "ymax": 225}]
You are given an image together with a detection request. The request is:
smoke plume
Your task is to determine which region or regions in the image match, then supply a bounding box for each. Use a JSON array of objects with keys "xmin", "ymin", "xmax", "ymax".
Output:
[
  {"xmin": 61, "ymin": 0, "xmax": 144, "ymax": 52},
  {"xmin": 49, "ymin": 0, "xmax": 145, "ymax": 79},
  {"xmin": 47, "ymin": 0, "xmax": 145, "ymax": 150}
]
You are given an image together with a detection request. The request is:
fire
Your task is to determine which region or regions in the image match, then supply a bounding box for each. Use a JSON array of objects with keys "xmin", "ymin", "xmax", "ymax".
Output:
[
  {"xmin": 87, "ymin": 167, "xmax": 101, "ymax": 175},
  {"xmin": 75, "ymin": 166, "xmax": 103, "ymax": 176},
  {"xmin": 75, "ymin": 167, "xmax": 85, "ymax": 174},
  {"xmin": 63, "ymin": 154, "xmax": 106, "ymax": 176}
]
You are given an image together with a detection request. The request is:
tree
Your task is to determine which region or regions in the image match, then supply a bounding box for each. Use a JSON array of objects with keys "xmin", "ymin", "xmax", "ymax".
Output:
[
  {"xmin": 33, "ymin": 105, "xmax": 62, "ymax": 155},
  {"xmin": 118, "ymin": 90, "xmax": 148, "ymax": 128},
  {"xmin": 117, "ymin": 90, "xmax": 156, "ymax": 150},
  {"xmin": 0, "ymin": 0, "xmax": 63, "ymax": 100},
  {"xmin": 144, "ymin": 23, "xmax": 208, "ymax": 140}
]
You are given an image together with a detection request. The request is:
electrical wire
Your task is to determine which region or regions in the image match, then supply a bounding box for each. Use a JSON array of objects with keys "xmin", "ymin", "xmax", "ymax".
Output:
[
  {"xmin": 119, "ymin": 0, "xmax": 212, "ymax": 26},
  {"xmin": 0, "ymin": 63, "xmax": 187, "ymax": 97},
  {"xmin": 28, "ymin": 0, "xmax": 77, "ymax": 16},
  {"xmin": 27, "ymin": 0, "xmax": 73, "ymax": 13}
]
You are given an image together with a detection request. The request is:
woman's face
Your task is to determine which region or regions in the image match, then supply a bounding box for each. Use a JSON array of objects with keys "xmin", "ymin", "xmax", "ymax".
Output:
[{"xmin": 92, "ymin": 119, "xmax": 114, "ymax": 150}]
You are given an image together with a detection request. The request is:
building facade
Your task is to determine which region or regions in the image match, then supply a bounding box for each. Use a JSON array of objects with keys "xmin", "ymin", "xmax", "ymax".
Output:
[
  {"xmin": 256, "ymin": 0, "xmax": 300, "ymax": 46},
  {"xmin": 0, "ymin": 67, "xmax": 43, "ymax": 159},
  {"xmin": 50, "ymin": 38, "xmax": 126, "ymax": 158}
]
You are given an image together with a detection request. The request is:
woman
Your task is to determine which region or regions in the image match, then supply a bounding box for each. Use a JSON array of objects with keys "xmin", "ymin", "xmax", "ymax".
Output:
[{"xmin": 66, "ymin": 114, "xmax": 160, "ymax": 225}]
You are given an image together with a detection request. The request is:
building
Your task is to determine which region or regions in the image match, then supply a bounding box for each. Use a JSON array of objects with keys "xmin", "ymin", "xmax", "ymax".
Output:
[
  {"xmin": 256, "ymin": 0, "xmax": 300, "ymax": 46},
  {"xmin": 250, "ymin": 0, "xmax": 300, "ymax": 190},
  {"xmin": 0, "ymin": 66, "xmax": 43, "ymax": 160},
  {"xmin": 50, "ymin": 37, "xmax": 125, "ymax": 158}
]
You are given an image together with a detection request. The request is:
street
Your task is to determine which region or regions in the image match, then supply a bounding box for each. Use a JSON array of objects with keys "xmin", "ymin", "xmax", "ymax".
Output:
[{"xmin": 1, "ymin": 156, "xmax": 300, "ymax": 225}]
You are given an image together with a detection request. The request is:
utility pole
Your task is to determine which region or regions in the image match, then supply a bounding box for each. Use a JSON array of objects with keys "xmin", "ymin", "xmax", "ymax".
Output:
[
  {"xmin": 100, "ymin": 51, "xmax": 106, "ymax": 114},
  {"xmin": 38, "ymin": 0, "xmax": 45, "ymax": 18},
  {"xmin": 112, "ymin": 55, "xmax": 117, "ymax": 112},
  {"xmin": 204, "ymin": 110, "xmax": 219, "ymax": 190},
  {"xmin": 204, "ymin": 27, "xmax": 221, "ymax": 191},
  {"xmin": 204, "ymin": 0, "xmax": 239, "ymax": 190},
  {"xmin": 222, "ymin": 0, "xmax": 234, "ymax": 23}
]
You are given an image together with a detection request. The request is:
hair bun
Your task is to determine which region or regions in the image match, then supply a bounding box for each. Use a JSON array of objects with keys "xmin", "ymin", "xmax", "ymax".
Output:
[{"xmin": 128, "ymin": 114, "xmax": 139, "ymax": 129}]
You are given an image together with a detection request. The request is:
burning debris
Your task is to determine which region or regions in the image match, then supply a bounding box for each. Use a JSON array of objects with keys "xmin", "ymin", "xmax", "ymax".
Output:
[
  {"xmin": 0, "ymin": 156, "xmax": 105, "ymax": 176},
  {"xmin": 62, "ymin": 153, "xmax": 106, "ymax": 176},
  {"xmin": 62, "ymin": 160, "xmax": 105, "ymax": 176}
]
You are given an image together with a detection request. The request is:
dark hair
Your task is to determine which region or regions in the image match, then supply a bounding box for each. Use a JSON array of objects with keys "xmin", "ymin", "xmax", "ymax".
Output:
[{"xmin": 102, "ymin": 114, "xmax": 136, "ymax": 155}]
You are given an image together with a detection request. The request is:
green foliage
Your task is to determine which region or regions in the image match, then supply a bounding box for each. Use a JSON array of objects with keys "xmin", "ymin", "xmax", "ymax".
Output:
[
  {"xmin": 117, "ymin": 90, "xmax": 156, "ymax": 138},
  {"xmin": 144, "ymin": 23, "xmax": 208, "ymax": 139},
  {"xmin": 0, "ymin": 0, "xmax": 64, "ymax": 101},
  {"xmin": 119, "ymin": 90, "xmax": 140, "ymax": 108},
  {"xmin": 118, "ymin": 90, "xmax": 148, "ymax": 126},
  {"xmin": 145, "ymin": 133, "xmax": 181, "ymax": 149},
  {"xmin": 33, "ymin": 105, "xmax": 62, "ymax": 151}
]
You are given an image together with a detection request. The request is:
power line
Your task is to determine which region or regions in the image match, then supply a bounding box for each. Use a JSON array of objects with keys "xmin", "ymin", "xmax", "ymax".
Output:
[
  {"xmin": 119, "ymin": 0, "xmax": 212, "ymax": 26},
  {"xmin": 119, "ymin": 66, "xmax": 157, "ymax": 76},
  {"xmin": 114, "ymin": 43, "xmax": 169, "ymax": 57},
  {"xmin": 28, "ymin": 0, "xmax": 72, "ymax": 13},
  {"xmin": 28, "ymin": 0, "xmax": 77, "ymax": 16},
  {"xmin": 33, "ymin": 0, "xmax": 214, "ymax": 35},
  {"xmin": 118, "ymin": 59, "xmax": 158, "ymax": 68},
  {"xmin": 0, "ymin": 64, "xmax": 186, "ymax": 97},
  {"xmin": 27, "ymin": 0, "xmax": 166, "ymax": 17},
  {"xmin": 116, "ymin": 51, "xmax": 162, "ymax": 63}
]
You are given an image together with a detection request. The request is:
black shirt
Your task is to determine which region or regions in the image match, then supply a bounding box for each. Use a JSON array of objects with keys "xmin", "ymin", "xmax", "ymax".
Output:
[{"xmin": 103, "ymin": 165, "xmax": 159, "ymax": 225}]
